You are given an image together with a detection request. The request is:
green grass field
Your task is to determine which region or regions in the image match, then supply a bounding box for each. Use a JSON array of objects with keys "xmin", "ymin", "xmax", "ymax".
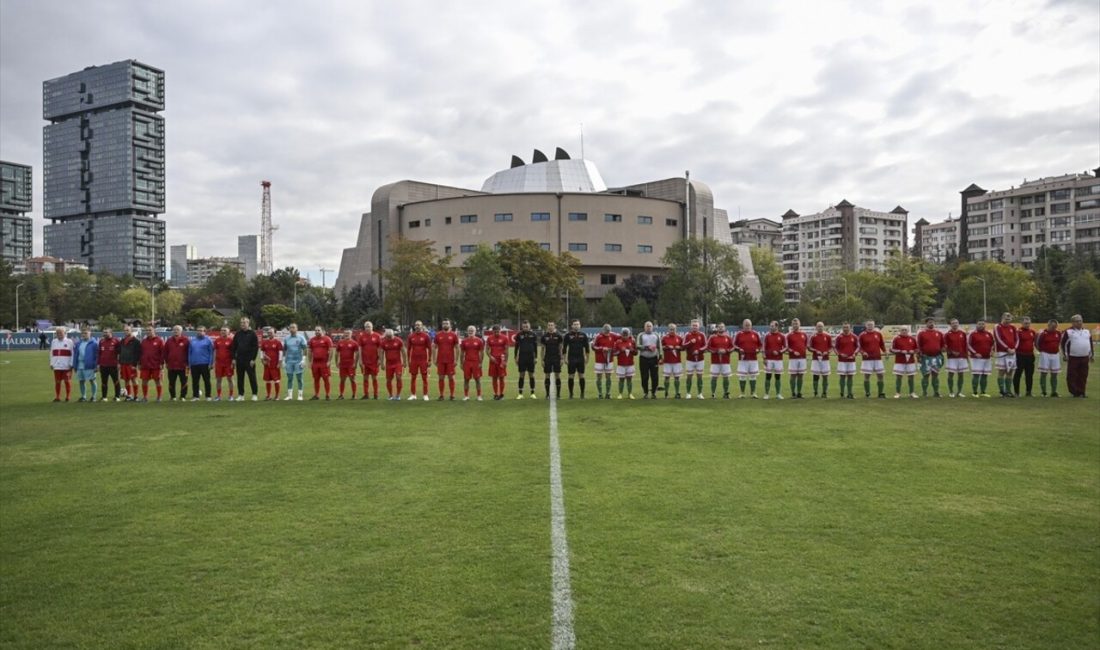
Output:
[{"xmin": 2, "ymin": 351, "xmax": 1098, "ymax": 648}]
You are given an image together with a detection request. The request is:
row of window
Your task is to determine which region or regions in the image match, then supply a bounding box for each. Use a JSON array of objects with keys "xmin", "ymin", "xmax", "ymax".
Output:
[
  {"xmin": 407, "ymin": 213, "xmax": 679, "ymax": 228},
  {"xmin": 445, "ymin": 242, "xmax": 656, "ymax": 255}
]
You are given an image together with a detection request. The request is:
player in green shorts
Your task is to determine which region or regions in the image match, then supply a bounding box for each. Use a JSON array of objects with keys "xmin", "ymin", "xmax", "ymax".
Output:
[{"xmin": 916, "ymin": 317, "xmax": 946, "ymax": 397}]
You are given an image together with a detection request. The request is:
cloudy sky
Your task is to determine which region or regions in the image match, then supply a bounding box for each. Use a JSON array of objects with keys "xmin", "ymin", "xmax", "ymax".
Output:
[{"xmin": 1, "ymin": 0, "xmax": 1097, "ymax": 283}]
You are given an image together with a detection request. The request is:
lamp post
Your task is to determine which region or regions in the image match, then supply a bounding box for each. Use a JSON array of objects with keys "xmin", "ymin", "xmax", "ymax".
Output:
[
  {"xmin": 977, "ymin": 277, "xmax": 987, "ymax": 322},
  {"xmin": 150, "ymin": 284, "xmax": 157, "ymax": 326},
  {"xmin": 15, "ymin": 283, "xmax": 25, "ymax": 331}
]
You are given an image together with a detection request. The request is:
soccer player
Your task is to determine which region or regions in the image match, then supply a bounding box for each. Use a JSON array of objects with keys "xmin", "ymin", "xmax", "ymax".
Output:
[
  {"xmin": 460, "ymin": 325, "xmax": 485, "ymax": 401},
  {"xmin": 282, "ymin": 323, "xmax": 308, "ymax": 400},
  {"xmin": 433, "ymin": 319, "xmax": 460, "ymax": 400},
  {"xmin": 683, "ymin": 319, "xmax": 707, "ymax": 399},
  {"xmin": 733, "ymin": 319, "xmax": 761, "ymax": 398},
  {"xmin": 165, "ymin": 325, "xmax": 190, "ymax": 401},
  {"xmin": 98, "ymin": 327, "xmax": 122, "ymax": 401},
  {"xmin": 308, "ymin": 326, "xmax": 334, "ymax": 400},
  {"xmin": 762, "ymin": 321, "xmax": 786, "ymax": 400},
  {"xmin": 213, "ymin": 326, "xmax": 236, "ymax": 401},
  {"xmin": 230, "ymin": 318, "xmax": 259, "ymax": 401},
  {"xmin": 486, "ymin": 325, "xmax": 511, "ymax": 400},
  {"xmin": 514, "ymin": 321, "xmax": 539, "ymax": 399},
  {"xmin": 74, "ymin": 327, "xmax": 99, "ymax": 402},
  {"xmin": 118, "ymin": 325, "xmax": 142, "ymax": 401},
  {"xmin": 705, "ymin": 322, "xmax": 734, "ymax": 399},
  {"xmin": 809, "ymin": 322, "xmax": 832, "ymax": 398},
  {"xmin": 661, "ymin": 323, "xmax": 684, "ymax": 398},
  {"xmin": 541, "ymin": 322, "xmax": 564, "ymax": 399},
  {"xmin": 49, "ymin": 326, "xmax": 74, "ymax": 402},
  {"xmin": 188, "ymin": 326, "xmax": 214, "ymax": 401},
  {"xmin": 967, "ymin": 320, "xmax": 995, "ymax": 397},
  {"xmin": 614, "ymin": 327, "xmax": 637, "ymax": 399},
  {"xmin": 994, "ymin": 312, "xmax": 1018, "ymax": 398},
  {"xmin": 407, "ymin": 321, "xmax": 432, "ymax": 401},
  {"xmin": 334, "ymin": 332, "xmax": 359, "ymax": 399},
  {"xmin": 890, "ymin": 325, "xmax": 919, "ymax": 399},
  {"xmin": 858, "ymin": 320, "xmax": 887, "ymax": 399},
  {"xmin": 787, "ymin": 319, "xmax": 808, "ymax": 398},
  {"xmin": 1036, "ymin": 319, "xmax": 1062, "ymax": 397},
  {"xmin": 592, "ymin": 323, "xmax": 618, "ymax": 400},
  {"xmin": 563, "ymin": 320, "xmax": 590, "ymax": 398},
  {"xmin": 356, "ymin": 321, "xmax": 383, "ymax": 400},
  {"xmin": 834, "ymin": 322, "xmax": 858, "ymax": 399},
  {"xmin": 260, "ymin": 326, "xmax": 286, "ymax": 400},
  {"xmin": 1013, "ymin": 316, "xmax": 1036, "ymax": 397},
  {"xmin": 916, "ymin": 317, "xmax": 945, "ymax": 398},
  {"xmin": 380, "ymin": 328, "xmax": 406, "ymax": 400},
  {"xmin": 139, "ymin": 325, "xmax": 165, "ymax": 402},
  {"xmin": 944, "ymin": 319, "xmax": 969, "ymax": 397}
]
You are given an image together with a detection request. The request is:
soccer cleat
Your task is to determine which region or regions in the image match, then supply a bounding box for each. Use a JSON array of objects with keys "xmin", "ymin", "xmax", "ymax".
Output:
[
  {"xmin": 325, "ymin": 396, "xmax": 331, "ymax": 401},
  {"xmin": 910, "ymin": 393, "xmax": 919, "ymax": 399},
  {"xmin": 297, "ymin": 395, "xmax": 303, "ymax": 401},
  {"xmin": 776, "ymin": 394, "xmax": 784, "ymax": 400},
  {"xmin": 407, "ymin": 395, "xmax": 418, "ymax": 401},
  {"xmin": 192, "ymin": 397, "xmax": 200, "ymax": 402},
  {"xmin": 463, "ymin": 396, "xmax": 469, "ymax": 401},
  {"xmin": 697, "ymin": 394, "xmax": 705, "ymax": 400},
  {"xmin": 1050, "ymin": 392, "xmax": 1059, "ymax": 398},
  {"xmin": 616, "ymin": 394, "xmax": 623, "ymax": 399},
  {"xmin": 723, "ymin": 393, "xmax": 730, "ymax": 399},
  {"xmin": 763, "ymin": 394, "xmax": 769, "ymax": 400},
  {"xmin": 628, "ymin": 394, "xmax": 635, "ymax": 400},
  {"xmin": 530, "ymin": 393, "xmax": 539, "ymax": 399},
  {"xmin": 251, "ymin": 395, "xmax": 258, "ymax": 402},
  {"xmin": 684, "ymin": 394, "xmax": 692, "ymax": 400},
  {"xmin": 311, "ymin": 396, "xmax": 320, "ymax": 401},
  {"xmin": 361, "ymin": 395, "xmax": 370, "ymax": 400},
  {"xmin": 516, "ymin": 394, "xmax": 524, "ymax": 400},
  {"xmin": 894, "ymin": 393, "xmax": 901, "ymax": 399},
  {"xmin": 284, "ymin": 394, "xmax": 293, "ymax": 400},
  {"xmin": 213, "ymin": 396, "xmax": 221, "ymax": 402},
  {"xmin": 738, "ymin": 395, "xmax": 745, "ymax": 399},
  {"xmin": 450, "ymin": 396, "xmax": 455, "ymax": 401},
  {"xmin": 423, "ymin": 395, "xmax": 429, "ymax": 401},
  {"xmin": 337, "ymin": 395, "xmax": 344, "ymax": 400},
  {"xmin": 477, "ymin": 396, "xmax": 484, "ymax": 401},
  {"xmin": 78, "ymin": 397, "xmax": 86, "ymax": 403},
  {"xmin": 751, "ymin": 394, "xmax": 759, "ymax": 399},
  {"xmin": 53, "ymin": 398, "xmax": 61, "ymax": 403},
  {"xmin": 674, "ymin": 394, "xmax": 681, "ymax": 399}
]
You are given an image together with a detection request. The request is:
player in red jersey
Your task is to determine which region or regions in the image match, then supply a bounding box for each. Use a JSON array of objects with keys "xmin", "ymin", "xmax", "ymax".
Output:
[
  {"xmin": 308, "ymin": 326, "xmax": 334, "ymax": 400},
  {"xmin": 809, "ymin": 322, "xmax": 832, "ymax": 398},
  {"xmin": 334, "ymin": 332, "xmax": 359, "ymax": 399},
  {"xmin": 1035, "ymin": 319, "xmax": 1062, "ymax": 397},
  {"xmin": 916, "ymin": 317, "xmax": 945, "ymax": 398},
  {"xmin": 1013, "ymin": 317, "xmax": 1037, "ymax": 397},
  {"xmin": 681, "ymin": 319, "xmax": 707, "ymax": 399},
  {"xmin": 993, "ymin": 312, "xmax": 1019, "ymax": 397},
  {"xmin": 259, "ymin": 326, "xmax": 285, "ymax": 400},
  {"xmin": 706, "ymin": 322, "xmax": 735, "ymax": 399},
  {"xmin": 118, "ymin": 324, "xmax": 142, "ymax": 400},
  {"xmin": 460, "ymin": 325, "xmax": 485, "ymax": 401},
  {"xmin": 660, "ymin": 323, "xmax": 684, "ymax": 398},
  {"xmin": 139, "ymin": 325, "xmax": 165, "ymax": 402},
  {"xmin": 97, "ymin": 327, "xmax": 122, "ymax": 401},
  {"xmin": 762, "ymin": 321, "xmax": 786, "ymax": 400},
  {"xmin": 433, "ymin": 319, "xmax": 459, "ymax": 400},
  {"xmin": 163, "ymin": 325, "xmax": 190, "ymax": 401},
  {"xmin": 213, "ymin": 326, "xmax": 236, "ymax": 401},
  {"xmin": 943, "ymin": 319, "xmax": 969, "ymax": 397},
  {"xmin": 357, "ymin": 321, "xmax": 383, "ymax": 399},
  {"xmin": 833, "ymin": 322, "xmax": 858, "ymax": 399},
  {"xmin": 786, "ymin": 319, "xmax": 809, "ymax": 399},
  {"xmin": 967, "ymin": 320, "xmax": 995, "ymax": 397},
  {"xmin": 890, "ymin": 325, "xmax": 919, "ymax": 398},
  {"xmin": 733, "ymin": 319, "xmax": 762, "ymax": 398},
  {"xmin": 614, "ymin": 327, "xmax": 637, "ymax": 399},
  {"xmin": 485, "ymin": 325, "xmax": 511, "ymax": 400},
  {"xmin": 406, "ymin": 321, "xmax": 432, "ymax": 401},
  {"xmin": 592, "ymin": 323, "xmax": 619, "ymax": 400},
  {"xmin": 380, "ymin": 329, "xmax": 406, "ymax": 400},
  {"xmin": 858, "ymin": 320, "xmax": 887, "ymax": 399}
]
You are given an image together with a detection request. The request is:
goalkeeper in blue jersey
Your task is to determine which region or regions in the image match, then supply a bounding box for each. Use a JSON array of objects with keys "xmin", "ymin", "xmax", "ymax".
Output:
[{"xmin": 282, "ymin": 323, "xmax": 308, "ymax": 400}]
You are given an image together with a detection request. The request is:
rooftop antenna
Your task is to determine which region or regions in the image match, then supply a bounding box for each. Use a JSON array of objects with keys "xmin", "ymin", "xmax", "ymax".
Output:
[{"xmin": 260, "ymin": 180, "xmax": 278, "ymax": 275}]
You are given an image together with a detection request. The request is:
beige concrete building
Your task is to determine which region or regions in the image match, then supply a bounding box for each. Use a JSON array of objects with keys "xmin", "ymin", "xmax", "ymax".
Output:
[
  {"xmin": 963, "ymin": 169, "xmax": 1100, "ymax": 268},
  {"xmin": 913, "ymin": 217, "xmax": 960, "ymax": 263},
  {"xmin": 185, "ymin": 256, "xmax": 245, "ymax": 288},
  {"xmin": 729, "ymin": 217, "xmax": 782, "ymax": 254},
  {"xmin": 334, "ymin": 150, "xmax": 760, "ymax": 303},
  {"xmin": 781, "ymin": 200, "xmax": 908, "ymax": 302}
]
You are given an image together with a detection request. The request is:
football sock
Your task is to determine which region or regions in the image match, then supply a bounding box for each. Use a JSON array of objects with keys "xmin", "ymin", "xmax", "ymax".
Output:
[
  {"xmin": 749, "ymin": 379, "xmax": 757, "ymax": 394},
  {"xmin": 448, "ymin": 376, "xmax": 455, "ymax": 397},
  {"xmin": 568, "ymin": 377, "xmax": 574, "ymax": 397},
  {"xmin": 896, "ymin": 376, "xmax": 902, "ymax": 393},
  {"xmin": 710, "ymin": 377, "xmax": 718, "ymax": 395},
  {"xmin": 764, "ymin": 374, "xmax": 772, "ymax": 394},
  {"xmin": 555, "ymin": 377, "xmax": 561, "ymax": 398},
  {"xmin": 618, "ymin": 378, "xmax": 625, "ymax": 395},
  {"xmin": 907, "ymin": 376, "xmax": 915, "ymax": 393},
  {"xmin": 1039, "ymin": 374, "xmax": 1047, "ymax": 393},
  {"xmin": 626, "ymin": 378, "xmax": 633, "ymax": 394},
  {"xmin": 397, "ymin": 378, "xmax": 404, "ymax": 395},
  {"xmin": 972, "ymin": 375, "xmax": 979, "ymax": 393},
  {"xmin": 662, "ymin": 377, "xmax": 669, "ymax": 395},
  {"xmin": 789, "ymin": 376, "xmax": 796, "ymax": 395},
  {"xmin": 545, "ymin": 377, "xmax": 551, "ymax": 397},
  {"xmin": 267, "ymin": 383, "xmax": 272, "ymax": 398},
  {"xmin": 1050, "ymin": 374, "xmax": 1058, "ymax": 393},
  {"xmin": 797, "ymin": 375, "xmax": 804, "ymax": 395},
  {"xmin": 812, "ymin": 375, "xmax": 819, "ymax": 394},
  {"xmin": 596, "ymin": 376, "xmax": 603, "ymax": 397},
  {"xmin": 739, "ymin": 379, "xmax": 746, "ymax": 394},
  {"xmin": 673, "ymin": 377, "xmax": 680, "ymax": 395},
  {"xmin": 864, "ymin": 378, "xmax": 871, "ymax": 396},
  {"xmin": 921, "ymin": 376, "xmax": 929, "ymax": 394},
  {"xmin": 54, "ymin": 380, "xmax": 61, "ymax": 399},
  {"xmin": 386, "ymin": 377, "xmax": 394, "ymax": 395},
  {"xmin": 605, "ymin": 375, "xmax": 612, "ymax": 395},
  {"xmin": 518, "ymin": 376, "xmax": 525, "ymax": 392},
  {"xmin": 980, "ymin": 375, "xmax": 988, "ymax": 393},
  {"xmin": 722, "ymin": 377, "xmax": 729, "ymax": 395},
  {"xmin": 475, "ymin": 380, "xmax": 482, "ymax": 397},
  {"xmin": 931, "ymin": 375, "xmax": 939, "ymax": 394},
  {"xmin": 876, "ymin": 379, "xmax": 884, "ymax": 396},
  {"xmin": 65, "ymin": 379, "xmax": 71, "ymax": 399},
  {"xmin": 579, "ymin": 377, "xmax": 586, "ymax": 397},
  {"xmin": 314, "ymin": 377, "xmax": 321, "ymax": 395},
  {"xmin": 438, "ymin": 378, "xmax": 445, "ymax": 396},
  {"xmin": 822, "ymin": 377, "xmax": 828, "ymax": 395},
  {"xmin": 79, "ymin": 381, "xmax": 86, "ymax": 399}
]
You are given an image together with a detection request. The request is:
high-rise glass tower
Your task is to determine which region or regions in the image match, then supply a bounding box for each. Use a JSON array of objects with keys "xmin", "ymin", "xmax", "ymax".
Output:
[
  {"xmin": 42, "ymin": 60, "xmax": 166, "ymax": 281},
  {"xmin": 0, "ymin": 160, "xmax": 34, "ymax": 265}
]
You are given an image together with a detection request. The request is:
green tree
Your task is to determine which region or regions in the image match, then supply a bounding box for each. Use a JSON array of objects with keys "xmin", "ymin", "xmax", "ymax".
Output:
[
  {"xmin": 612, "ymin": 273, "xmax": 664, "ymax": 315},
  {"xmin": 628, "ymin": 299, "xmax": 652, "ymax": 329},
  {"xmin": 260, "ymin": 304, "xmax": 297, "ymax": 329},
  {"xmin": 495, "ymin": 240, "xmax": 582, "ymax": 325},
  {"xmin": 657, "ymin": 238, "xmax": 744, "ymax": 322},
  {"xmin": 243, "ymin": 275, "xmax": 281, "ymax": 322},
  {"xmin": 1064, "ymin": 271, "xmax": 1100, "ymax": 321},
  {"xmin": 156, "ymin": 290, "xmax": 184, "ymax": 322},
  {"xmin": 97, "ymin": 313, "xmax": 124, "ymax": 330},
  {"xmin": 594, "ymin": 292, "xmax": 628, "ymax": 327},
  {"xmin": 458, "ymin": 245, "xmax": 510, "ymax": 326},
  {"xmin": 118, "ymin": 287, "xmax": 151, "ymax": 321},
  {"xmin": 942, "ymin": 261, "xmax": 1037, "ymax": 322},
  {"xmin": 340, "ymin": 283, "xmax": 382, "ymax": 327},
  {"xmin": 185, "ymin": 308, "xmax": 222, "ymax": 329},
  {"xmin": 381, "ymin": 236, "xmax": 457, "ymax": 325},
  {"xmin": 200, "ymin": 266, "xmax": 247, "ymax": 305},
  {"xmin": 749, "ymin": 247, "xmax": 787, "ymax": 321}
]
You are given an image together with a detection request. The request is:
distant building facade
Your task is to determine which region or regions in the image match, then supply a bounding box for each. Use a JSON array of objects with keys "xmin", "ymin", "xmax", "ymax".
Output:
[
  {"xmin": 169, "ymin": 244, "xmax": 196, "ymax": 287},
  {"xmin": 0, "ymin": 160, "xmax": 34, "ymax": 265},
  {"xmin": 185, "ymin": 256, "xmax": 245, "ymax": 288},
  {"xmin": 237, "ymin": 235, "xmax": 258, "ymax": 279},
  {"xmin": 913, "ymin": 217, "xmax": 960, "ymax": 264},
  {"xmin": 729, "ymin": 217, "xmax": 782, "ymax": 255},
  {"xmin": 16, "ymin": 255, "xmax": 88, "ymax": 275}
]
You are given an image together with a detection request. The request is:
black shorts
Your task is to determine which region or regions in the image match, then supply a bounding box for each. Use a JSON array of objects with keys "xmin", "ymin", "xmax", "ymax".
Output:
[
  {"xmin": 517, "ymin": 357, "xmax": 536, "ymax": 374},
  {"xmin": 542, "ymin": 359, "xmax": 561, "ymax": 374},
  {"xmin": 567, "ymin": 359, "xmax": 586, "ymax": 375}
]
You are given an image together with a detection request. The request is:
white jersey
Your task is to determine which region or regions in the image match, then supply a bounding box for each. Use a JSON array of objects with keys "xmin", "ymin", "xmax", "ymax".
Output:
[{"xmin": 50, "ymin": 336, "xmax": 75, "ymax": 370}]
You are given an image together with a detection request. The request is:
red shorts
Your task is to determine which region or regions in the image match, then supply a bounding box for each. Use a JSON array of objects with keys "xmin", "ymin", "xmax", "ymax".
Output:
[
  {"xmin": 311, "ymin": 363, "xmax": 331, "ymax": 378},
  {"xmin": 215, "ymin": 362, "xmax": 233, "ymax": 378},
  {"xmin": 386, "ymin": 364, "xmax": 403, "ymax": 379},
  {"xmin": 436, "ymin": 361, "xmax": 456, "ymax": 376},
  {"xmin": 339, "ymin": 365, "xmax": 356, "ymax": 378},
  {"xmin": 120, "ymin": 364, "xmax": 137, "ymax": 381},
  {"xmin": 53, "ymin": 369, "xmax": 72, "ymax": 381},
  {"xmin": 408, "ymin": 359, "xmax": 428, "ymax": 375},
  {"xmin": 361, "ymin": 363, "xmax": 379, "ymax": 376},
  {"xmin": 462, "ymin": 363, "xmax": 482, "ymax": 380},
  {"xmin": 488, "ymin": 359, "xmax": 507, "ymax": 378},
  {"xmin": 140, "ymin": 368, "xmax": 161, "ymax": 381},
  {"xmin": 263, "ymin": 365, "xmax": 281, "ymax": 381}
]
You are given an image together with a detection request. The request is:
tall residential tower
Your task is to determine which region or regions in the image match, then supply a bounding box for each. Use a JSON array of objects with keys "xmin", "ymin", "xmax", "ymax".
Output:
[{"xmin": 0, "ymin": 161, "xmax": 34, "ymax": 265}]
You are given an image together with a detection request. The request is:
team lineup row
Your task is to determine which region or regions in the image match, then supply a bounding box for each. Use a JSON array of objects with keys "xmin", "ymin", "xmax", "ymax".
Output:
[{"xmin": 44, "ymin": 312, "xmax": 1094, "ymax": 402}]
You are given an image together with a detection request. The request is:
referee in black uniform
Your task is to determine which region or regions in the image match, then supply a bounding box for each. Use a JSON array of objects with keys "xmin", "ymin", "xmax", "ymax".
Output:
[
  {"xmin": 514, "ymin": 320, "xmax": 539, "ymax": 399},
  {"xmin": 563, "ymin": 319, "xmax": 590, "ymax": 398},
  {"xmin": 541, "ymin": 321, "xmax": 564, "ymax": 399}
]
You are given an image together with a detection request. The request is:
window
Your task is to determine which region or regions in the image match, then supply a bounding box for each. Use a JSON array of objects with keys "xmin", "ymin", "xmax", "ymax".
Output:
[
  {"xmin": 568, "ymin": 242, "xmax": 587, "ymax": 252},
  {"xmin": 666, "ymin": 218, "xmax": 678, "ymax": 227},
  {"xmin": 531, "ymin": 212, "xmax": 550, "ymax": 222},
  {"xmin": 605, "ymin": 243, "xmax": 622, "ymax": 252},
  {"xmin": 424, "ymin": 218, "xmax": 431, "ymax": 227},
  {"xmin": 1050, "ymin": 189, "xmax": 1071, "ymax": 200},
  {"xmin": 445, "ymin": 216, "xmax": 452, "ymax": 225},
  {"xmin": 539, "ymin": 242, "xmax": 551, "ymax": 251},
  {"xmin": 600, "ymin": 274, "xmax": 617, "ymax": 285},
  {"xmin": 1078, "ymin": 199, "xmax": 1100, "ymax": 210},
  {"xmin": 637, "ymin": 215, "xmax": 653, "ymax": 225},
  {"xmin": 460, "ymin": 214, "xmax": 477, "ymax": 224},
  {"xmin": 1050, "ymin": 202, "xmax": 1070, "ymax": 214},
  {"xmin": 1050, "ymin": 216, "xmax": 1072, "ymax": 227},
  {"xmin": 568, "ymin": 212, "xmax": 588, "ymax": 221},
  {"xmin": 1035, "ymin": 207, "xmax": 1045, "ymax": 216},
  {"xmin": 991, "ymin": 210, "xmax": 1003, "ymax": 220},
  {"xmin": 1021, "ymin": 196, "xmax": 1032, "ymax": 205},
  {"xmin": 1032, "ymin": 193, "xmax": 1046, "ymax": 203},
  {"xmin": 638, "ymin": 244, "xmax": 653, "ymax": 254},
  {"xmin": 1082, "ymin": 184, "xmax": 1100, "ymax": 196},
  {"xmin": 444, "ymin": 245, "xmax": 452, "ymax": 255},
  {"xmin": 494, "ymin": 213, "xmax": 513, "ymax": 222},
  {"xmin": 1021, "ymin": 209, "xmax": 1032, "ymax": 218},
  {"xmin": 990, "ymin": 199, "xmax": 1003, "ymax": 209},
  {"xmin": 408, "ymin": 220, "xmax": 421, "ymax": 228},
  {"xmin": 460, "ymin": 244, "xmax": 477, "ymax": 253},
  {"xmin": 604, "ymin": 213, "xmax": 622, "ymax": 223}
]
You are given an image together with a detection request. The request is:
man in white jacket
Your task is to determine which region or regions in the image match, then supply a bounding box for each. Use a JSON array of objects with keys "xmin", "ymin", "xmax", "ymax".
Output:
[{"xmin": 49, "ymin": 326, "xmax": 75, "ymax": 402}]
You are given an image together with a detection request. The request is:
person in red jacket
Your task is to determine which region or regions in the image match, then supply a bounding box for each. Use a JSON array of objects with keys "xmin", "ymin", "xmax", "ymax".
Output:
[
  {"xmin": 164, "ymin": 325, "xmax": 190, "ymax": 401},
  {"xmin": 660, "ymin": 323, "xmax": 684, "ymax": 399},
  {"xmin": 485, "ymin": 325, "xmax": 511, "ymax": 400},
  {"xmin": 707, "ymin": 322, "xmax": 734, "ymax": 399},
  {"xmin": 858, "ymin": 320, "xmax": 887, "ymax": 398},
  {"xmin": 808, "ymin": 322, "xmax": 832, "ymax": 398},
  {"xmin": 916, "ymin": 317, "xmax": 945, "ymax": 398},
  {"xmin": 682, "ymin": 319, "xmax": 707, "ymax": 400},
  {"xmin": 592, "ymin": 324, "xmax": 618, "ymax": 400},
  {"xmin": 994, "ymin": 312, "xmax": 1019, "ymax": 397},
  {"xmin": 406, "ymin": 321, "xmax": 432, "ymax": 401},
  {"xmin": 614, "ymin": 327, "xmax": 637, "ymax": 399},
  {"xmin": 139, "ymin": 325, "xmax": 165, "ymax": 402},
  {"xmin": 433, "ymin": 320, "xmax": 460, "ymax": 400},
  {"xmin": 890, "ymin": 325, "xmax": 919, "ymax": 398},
  {"xmin": 308, "ymin": 326, "xmax": 334, "ymax": 400},
  {"xmin": 1035, "ymin": 319, "xmax": 1062, "ymax": 397},
  {"xmin": 762, "ymin": 321, "xmax": 786, "ymax": 400},
  {"xmin": 734, "ymin": 319, "xmax": 762, "ymax": 399},
  {"xmin": 213, "ymin": 326, "xmax": 235, "ymax": 401},
  {"xmin": 381, "ymin": 328, "xmax": 407, "ymax": 400},
  {"xmin": 333, "ymin": 332, "xmax": 358, "ymax": 399},
  {"xmin": 834, "ymin": 322, "xmax": 858, "ymax": 399},
  {"xmin": 260, "ymin": 326, "xmax": 285, "ymax": 400},
  {"xmin": 98, "ymin": 328, "xmax": 122, "ymax": 401},
  {"xmin": 786, "ymin": 319, "xmax": 809, "ymax": 399},
  {"xmin": 943, "ymin": 319, "xmax": 969, "ymax": 397},
  {"xmin": 1012, "ymin": 316, "xmax": 1037, "ymax": 397},
  {"xmin": 460, "ymin": 325, "xmax": 485, "ymax": 401},
  {"xmin": 357, "ymin": 321, "xmax": 383, "ymax": 400},
  {"xmin": 967, "ymin": 320, "xmax": 995, "ymax": 397}
]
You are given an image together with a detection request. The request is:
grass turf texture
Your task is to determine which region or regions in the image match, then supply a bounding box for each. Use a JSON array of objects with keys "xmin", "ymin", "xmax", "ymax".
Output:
[{"xmin": 1, "ymin": 350, "xmax": 1098, "ymax": 648}]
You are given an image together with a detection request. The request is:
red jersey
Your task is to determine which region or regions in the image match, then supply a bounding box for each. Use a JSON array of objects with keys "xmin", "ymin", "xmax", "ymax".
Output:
[
  {"xmin": 308, "ymin": 335, "xmax": 334, "ymax": 364},
  {"xmin": 707, "ymin": 333, "xmax": 734, "ymax": 364},
  {"xmin": 786, "ymin": 331, "xmax": 808, "ymax": 359},
  {"xmin": 434, "ymin": 330, "xmax": 459, "ymax": 365},
  {"xmin": 98, "ymin": 336, "xmax": 119, "ymax": 367},
  {"xmin": 614, "ymin": 337, "xmax": 637, "ymax": 366},
  {"xmin": 763, "ymin": 332, "xmax": 786, "ymax": 360},
  {"xmin": 139, "ymin": 336, "xmax": 164, "ymax": 370},
  {"xmin": 1036, "ymin": 329, "xmax": 1061, "ymax": 354},
  {"xmin": 733, "ymin": 330, "xmax": 761, "ymax": 360},
  {"xmin": 916, "ymin": 328, "xmax": 944, "ymax": 356},
  {"xmin": 944, "ymin": 330, "xmax": 968, "ymax": 358},
  {"xmin": 485, "ymin": 333, "xmax": 510, "ymax": 365},
  {"xmin": 809, "ymin": 332, "xmax": 832, "ymax": 360},
  {"xmin": 1016, "ymin": 328, "xmax": 1036, "ymax": 355},
  {"xmin": 660, "ymin": 333, "xmax": 683, "ymax": 364},
  {"xmin": 260, "ymin": 337, "xmax": 284, "ymax": 366},
  {"xmin": 683, "ymin": 330, "xmax": 707, "ymax": 362},
  {"xmin": 891, "ymin": 334, "xmax": 918, "ymax": 364},
  {"xmin": 858, "ymin": 330, "xmax": 885, "ymax": 360},
  {"xmin": 834, "ymin": 333, "xmax": 858, "ymax": 362},
  {"xmin": 461, "ymin": 336, "xmax": 484, "ymax": 365},
  {"xmin": 380, "ymin": 337, "xmax": 404, "ymax": 365},
  {"xmin": 994, "ymin": 323, "xmax": 1018, "ymax": 352},
  {"xmin": 592, "ymin": 332, "xmax": 619, "ymax": 365},
  {"xmin": 968, "ymin": 330, "xmax": 994, "ymax": 359},
  {"xmin": 214, "ymin": 335, "xmax": 234, "ymax": 365},
  {"xmin": 334, "ymin": 339, "xmax": 358, "ymax": 367},
  {"xmin": 164, "ymin": 334, "xmax": 190, "ymax": 370},
  {"xmin": 407, "ymin": 331, "xmax": 432, "ymax": 362},
  {"xmin": 357, "ymin": 331, "xmax": 382, "ymax": 367}
]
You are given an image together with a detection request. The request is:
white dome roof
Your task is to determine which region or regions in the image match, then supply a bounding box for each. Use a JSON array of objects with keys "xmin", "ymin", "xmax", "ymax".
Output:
[{"xmin": 481, "ymin": 158, "xmax": 608, "ymax": 193}]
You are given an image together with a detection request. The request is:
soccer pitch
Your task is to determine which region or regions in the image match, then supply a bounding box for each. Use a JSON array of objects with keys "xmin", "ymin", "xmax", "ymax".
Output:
[{"xmin": 2, "ymin": 351, "xmax": 1098, "ymax": 648}]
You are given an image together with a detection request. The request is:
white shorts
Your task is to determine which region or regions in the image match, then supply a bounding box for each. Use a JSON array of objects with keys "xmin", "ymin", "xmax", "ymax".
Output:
[
  {"xmin": 894, "ymin": 363, "xmax": 917, "ymax": 376},
  {"xmin": 594, "ymin": 362, "xmax": 612, "ymax": 373},
  {"xmin": 662, "ymin": 363, "xmax": 682, "ymax": 376},
  {"xmin": 1038, "ymin": 352, "xmax": 1061, "ymax": 373},
  {"xmin": 995, "ymin": 353, "xmax": 1017, "ymax": 371},
  {"xmin": 836, "ymin": 361, "xmax": 856, "ymax": 375},
  {"xmin": 685, "ymin": 360, "xmax": 705, "ymax": 373},
  {"xmin": 788, "ymin": 359, "xmax": 807, "ymax": 374},
  {"xmin": 736, "ymin": 360, "xmax": 759, "ymax": 377},
  {"xmin": 811, "ymin": 359, "xmax": 831, "ymax": 375},
  {"xmin": 616, "ymin": 365, "xmax": 635, "ymax": 377},
  {"xmin": 710, "ymin": 363, "xmax": 732, "ymax": 377},
  {"xmin": 946, "ymin": 358, "xmax": 969, "ymax": 373},
  {"xmin": 764, "ymin": 359, "xmax": 784, "ymax": 373},
  {"xmin": 970, "ymin": 358, "xmax": 992, "ymax": 375},
  {"xmin": 861, "ymin": 359, "xmax": 885, "ymax": 374}
]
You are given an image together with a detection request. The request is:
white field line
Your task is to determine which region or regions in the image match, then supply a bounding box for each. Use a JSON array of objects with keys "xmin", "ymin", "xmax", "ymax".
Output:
[{"xmin": 549, "ymin": 385, "xmax": 576, "ymax": 650}]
